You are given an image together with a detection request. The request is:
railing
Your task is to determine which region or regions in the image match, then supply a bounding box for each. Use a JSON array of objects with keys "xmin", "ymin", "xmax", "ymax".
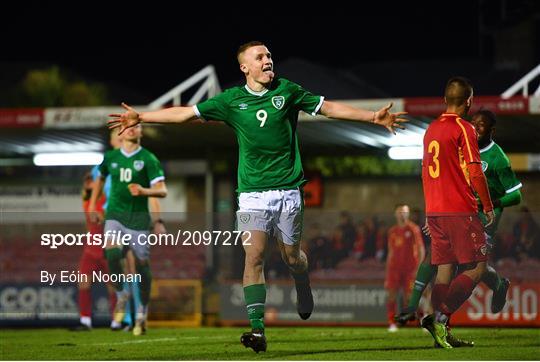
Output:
[
  {"xmin": 501, "ymin": 64, "xmax": 540, "ymax": 98},
  {"xmin": 148, "ymin": 65, "xmax": 221, "ymax": 108}
]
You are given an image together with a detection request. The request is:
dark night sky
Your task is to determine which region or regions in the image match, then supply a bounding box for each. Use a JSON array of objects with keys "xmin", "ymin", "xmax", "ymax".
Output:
[{"xmin": 2, "ymin": 1, "xmax": 537, "ymax": 101}]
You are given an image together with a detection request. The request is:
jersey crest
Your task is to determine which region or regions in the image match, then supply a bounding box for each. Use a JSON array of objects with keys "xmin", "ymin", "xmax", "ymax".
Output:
[
  {"xmin": 238, "ymin": 213, "xmax": 250, "ymax": 224},
  {"xmin": 271, "ymin": 96, "xmax": 285, "ymax": 110},
  {"xmin": 134, "ymin": 160, "xmax": 145, "ymax": 171},
  {"xmin": 481, "ymin": 160, "xmax": 488, "ymax": 172}
]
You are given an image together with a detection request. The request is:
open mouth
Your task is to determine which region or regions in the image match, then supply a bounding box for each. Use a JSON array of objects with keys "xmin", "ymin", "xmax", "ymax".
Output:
[{"xmin": 263, "ymin": 66, "xmax": 273, "ymax": 72}]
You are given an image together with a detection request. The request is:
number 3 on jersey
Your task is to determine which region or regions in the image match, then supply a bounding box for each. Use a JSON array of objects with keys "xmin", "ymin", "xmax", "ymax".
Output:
[
  {"xmin": 256, "ymin": 110, "xmax": 267, "ymax": 127},
  {"xmin": 428, "ymin": 140, "xmax": 440, "ymax": 178},
  {"xmin": 120, "ymin": 168, "xmax": 132, "ymax": 182}
]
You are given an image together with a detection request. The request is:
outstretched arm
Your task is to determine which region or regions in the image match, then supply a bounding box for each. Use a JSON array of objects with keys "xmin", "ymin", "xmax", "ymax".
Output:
[
  {"xmin": 319, "ymin": 101, "xmax": 408, "ymax": 134},
  {"xmin": 109, "ymin": 103, "xmax": 198, "ymax": 134}
]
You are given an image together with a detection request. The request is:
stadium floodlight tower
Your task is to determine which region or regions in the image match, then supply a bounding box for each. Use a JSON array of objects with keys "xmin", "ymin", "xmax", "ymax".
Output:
[{"xmin": 148, "ymin": 65, "xmax": 222, "ymax": 269}]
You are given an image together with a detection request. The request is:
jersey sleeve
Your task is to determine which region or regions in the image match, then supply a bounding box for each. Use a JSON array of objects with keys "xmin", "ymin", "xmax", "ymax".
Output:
[
  {"xmin": 91, "ymin": 165, "xmax": 101, "ymax": 180},
  {"xmin": 495, "ymin": 153, "xmax": 522, "ymax": 194},
  {"xmin": 146, "ymin": 153, "xmax": 165, "ymax": 186},
  {"xmin": 289, "ymin": 81, "xmax": 325, "ymax": 116},
  {"xmin": 193, "ymin": 91, "xmax": 230, "ymax": 122},
  {"xmin": 456, "ymin": 118, "xmax": 481, "ymax": 163},
  {"xmin": 98, "ymin": 152, "xmax": 110, "ymax": 177}
]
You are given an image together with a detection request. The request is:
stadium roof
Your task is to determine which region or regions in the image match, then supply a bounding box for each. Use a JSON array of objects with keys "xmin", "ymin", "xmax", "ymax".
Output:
[
  {"xmin": 1, "ymin": 99, "xmax": 539, "ymax": 162},
  {"xmin": 1, "ymin": 60, "xmax": 539, "ymax": 162}
]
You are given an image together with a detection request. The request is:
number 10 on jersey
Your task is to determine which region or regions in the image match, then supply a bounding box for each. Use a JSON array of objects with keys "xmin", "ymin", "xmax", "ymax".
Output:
[{"xmin": 120, "ymin": 168, "xmax": 132, "ymax": 182}]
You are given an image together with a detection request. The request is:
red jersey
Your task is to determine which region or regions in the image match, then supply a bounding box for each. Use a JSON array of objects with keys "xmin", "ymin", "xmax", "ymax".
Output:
[
  {"xmin": 82, "ymin": 194, "xmax": 105, "ymax": 256},
  {"xmin": 386, "ymin": 222, "xmax": 424, "ymax": 270},
  {"xmin": 422, "ymin": 113, "xmax": 481, "ymax": 215}
]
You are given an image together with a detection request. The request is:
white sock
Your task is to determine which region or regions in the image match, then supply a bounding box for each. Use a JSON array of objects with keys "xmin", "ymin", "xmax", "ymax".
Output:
[
  {"xmin": 136, "ymin": 305, "xmax": 148, "ymax": 320},
  {"xmin": 80, "ymin": 316, "xmax": 92, "ymax": 328},
  {"xmin": 110, "ymin": 320, "xmax": 121, "ymax": 329}
]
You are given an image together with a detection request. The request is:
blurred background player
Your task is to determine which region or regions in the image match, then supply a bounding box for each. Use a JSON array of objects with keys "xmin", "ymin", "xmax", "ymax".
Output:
[
  {"xmin": 70, "ymin": 172, "xmax": 117, "ymax": 331},
  {"xmin": 93, "ymin": 128, "xmax": 135, "ymax": 331},
  {"xmin": 420, "ymin": 77, "xmax": 494, "ymax": 349},
  {"xmin": 89, "ymin": 123, "xmax": 167, "ymax": 336},
  {"xmin": 471, "ymin": 109, "xmax": 522, "ymax": 312},
  {"xmin": 107, "ymin": 41, "xmax": 407, "ymax": 353},
  {"xmin": 385, "ymin": 204, "xmax": 424, "ymax": 332},
  {"xmin": 96, "ymin": 129, "xmax": 166, "ymax": 331},
  {"xmin": 395, "ymin": 108, "xmax": 522, "ymax": 326}
]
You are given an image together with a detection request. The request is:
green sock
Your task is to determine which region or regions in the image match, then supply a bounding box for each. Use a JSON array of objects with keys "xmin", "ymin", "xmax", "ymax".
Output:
[
  {"xmin": 482, "ymin": 264, "xmax": 502, "ymax": 292},
  {"xmin": 104, "ymin": 248, "xmax": 124, "ymax": 291},
  {"xmin": 136, "ymin": 263, "xmax": 152, "ymax": 306},
  {"xmin": 244, "ymin": 284, "xmax": 266, "ymax": 331},
  {"xmin": 407, "ymin": 262, "xmax": 437, "ymax": 311}
]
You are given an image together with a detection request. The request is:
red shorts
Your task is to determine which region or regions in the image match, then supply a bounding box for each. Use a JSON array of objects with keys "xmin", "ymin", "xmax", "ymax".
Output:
[
  {"xmin": 385, "ymin": 268, "xmax": 415, "ymax": 290},
  {"xmin": 79, "ymin": 251, "xmax": 109, "ymax": 277},
  {"xmin": 428, "ymin": 215, "xmax": 487, "ymax": 265}
]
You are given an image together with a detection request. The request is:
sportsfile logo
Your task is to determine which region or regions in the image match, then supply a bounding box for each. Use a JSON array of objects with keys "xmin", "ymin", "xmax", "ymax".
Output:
[{"xmin": 40, "ymin": 230, "xmax": 252, "ymax": 248}]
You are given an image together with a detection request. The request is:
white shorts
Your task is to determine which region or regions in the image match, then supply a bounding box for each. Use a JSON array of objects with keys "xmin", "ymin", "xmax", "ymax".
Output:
[
  {"xmin": 104, "ymin": 219, "xmax": 150, "ymax": 261},
  {"xmin": 236, "ymin": 189, "xmax": 303, "ymax": 245}
]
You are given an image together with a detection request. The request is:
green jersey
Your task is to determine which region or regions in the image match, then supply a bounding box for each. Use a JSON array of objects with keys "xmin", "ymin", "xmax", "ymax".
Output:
[
  {"xmin": 194, "ymin": 78, "xmax": 324, "ymax": 193},
  {"xmin": 481, "ymin": 141, "xmax": 522, "ymax": 201},
  {"xmin": 98, "ymin": 146, "xmax": 165, "ymax": 230},
  {"xmin": 478, "ymin": 141, "xmax": 522, "ymax": 236}
]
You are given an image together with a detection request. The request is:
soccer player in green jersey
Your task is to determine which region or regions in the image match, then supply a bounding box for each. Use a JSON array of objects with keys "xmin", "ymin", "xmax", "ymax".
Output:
[
  {"xmin": 395, "ymin": 109, "xmax": 522, "ymax": 345},
  {"xmin": 472, "ymin": 109, "xmax": 522, "ymax": 311},
  {"xmin": 108, "ymin": 41, "xmax": 407, "ymax": 353},
  {"xmin": 89, "ymin": 124, "xmax": 168, "ymax": 336}
]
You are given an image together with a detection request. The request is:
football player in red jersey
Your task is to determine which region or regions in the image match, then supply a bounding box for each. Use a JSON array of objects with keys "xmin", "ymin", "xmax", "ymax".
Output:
[
  {"xmin": 420, "ymin": 77, "xmax": 494, "ymax": 348},
  {"xmin": 385, "ymin": 204, "xmax": 425, "ymax": 332},
  {"xmin": 71, "ymin": 172, "xmax": 117, "ymax": 331}
]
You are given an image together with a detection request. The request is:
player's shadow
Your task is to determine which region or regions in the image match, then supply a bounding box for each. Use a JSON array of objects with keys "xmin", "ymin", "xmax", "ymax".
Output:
[
  {"xmin": 184, "ymin": 345, "xmax": 431, "ymax": 360},
  {"xmin": 267, "ymin": 345, "xmax": 433, "ymax": 358},
  {"xmin": 270, "ymin": 337, "xmax": 389, "ymax": 344}
]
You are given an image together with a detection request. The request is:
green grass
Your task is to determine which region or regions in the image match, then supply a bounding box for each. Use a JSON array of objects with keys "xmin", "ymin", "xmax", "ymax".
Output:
[{"xmin": 1, "ymin": 327, "xmax": 538, "ymax": 360}]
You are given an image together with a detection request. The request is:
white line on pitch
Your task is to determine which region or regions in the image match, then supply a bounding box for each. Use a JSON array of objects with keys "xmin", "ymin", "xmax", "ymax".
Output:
[
  {"xmin": 91, "ymin": 335, "xmax": 229, "ymax": 346},
  {"xmin": 91, "ymin": 337, "xmax": 178, "ymax": 346}
]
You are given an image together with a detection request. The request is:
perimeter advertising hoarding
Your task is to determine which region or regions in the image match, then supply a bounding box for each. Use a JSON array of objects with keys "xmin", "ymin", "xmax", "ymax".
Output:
[
  {"xmin": 220, "ymin": 281, "xmax": 540, "ymax": 326},
  {"xmin": 404, "ymin": 96, "xmax": 529, "ymax": 116},
  {"xmin": 0, "ymin": 283, "xmax": 110, "ymax": 327},
  {"xmin": 452, "ymin": 283, "xmax": 540, "ymax": 326},
  {"xmin": 220, "ymin": 281, "xmax": 388, "ymax": 324}
]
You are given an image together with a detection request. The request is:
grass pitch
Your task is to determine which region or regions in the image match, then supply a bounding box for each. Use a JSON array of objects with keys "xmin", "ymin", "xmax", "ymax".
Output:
[{"xmin": 1, "ymin": 326, "xmax": 538, "ymax": 360}]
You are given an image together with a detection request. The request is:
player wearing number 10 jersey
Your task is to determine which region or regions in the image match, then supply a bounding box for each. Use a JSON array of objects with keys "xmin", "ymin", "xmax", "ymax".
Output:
[
  {"xmin": 90, "ymin": 124, "xmax": 168, "ymax": 336},
  {"xmin": 420, "ymin": 77, "xmax": 494, "ymax": 349}
]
